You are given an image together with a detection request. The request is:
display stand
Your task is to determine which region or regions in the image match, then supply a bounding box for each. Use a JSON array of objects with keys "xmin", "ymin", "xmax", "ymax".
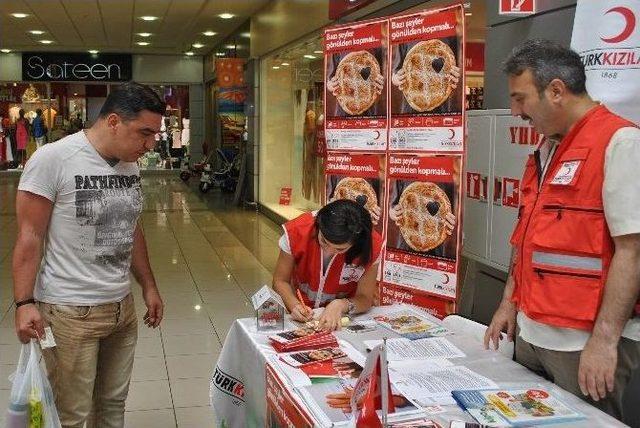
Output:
[{"xmin": 323, "ymin": 4, "xmax": 466, "ymax": 318}]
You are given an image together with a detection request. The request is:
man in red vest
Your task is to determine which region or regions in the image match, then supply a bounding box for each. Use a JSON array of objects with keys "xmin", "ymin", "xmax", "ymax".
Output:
[{"xmin": 484, "ymin": 40, "xmax": 640, "ymax": 422}]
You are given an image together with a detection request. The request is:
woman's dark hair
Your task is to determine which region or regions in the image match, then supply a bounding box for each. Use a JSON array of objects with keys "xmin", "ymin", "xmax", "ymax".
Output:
[
  {"xmin": 99, "ymin": 82, "xmax": 166, "ymax": 121},
  {"xmin": 315, "ymin": 199, "xmax": 373, "ymax": 266}
]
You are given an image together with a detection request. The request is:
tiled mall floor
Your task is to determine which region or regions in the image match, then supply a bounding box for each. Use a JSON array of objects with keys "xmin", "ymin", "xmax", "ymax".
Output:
[{"xmin": 0, "ymin": 173, "xmax": 282, "ymax": 427}]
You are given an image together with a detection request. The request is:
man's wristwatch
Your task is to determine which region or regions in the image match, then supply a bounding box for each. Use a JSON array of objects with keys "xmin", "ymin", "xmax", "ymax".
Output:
[
  {"xmin": 15, "ymin": 298, "xmax": 36, "ymax": 308},
  {"xmin": 344, "ymin": 299, "xmax": 356, "ymax": 316}
]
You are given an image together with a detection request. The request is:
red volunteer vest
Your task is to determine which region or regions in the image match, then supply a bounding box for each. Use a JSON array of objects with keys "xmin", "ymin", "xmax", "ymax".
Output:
[
  {"xmin": 510, "ymin": 105, "xmax": 639, "ymax": 331},
  {"xmin": 284, "ymin": 212, "xmax": 383, "ymax": 308}
]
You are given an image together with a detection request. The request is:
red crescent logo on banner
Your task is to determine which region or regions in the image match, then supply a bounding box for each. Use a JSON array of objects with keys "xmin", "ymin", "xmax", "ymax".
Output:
[
  {"xmin": 448, "ymin": 129, "xmax": 455, "ymax": 139},
  {"xmin": 441, "ymin": 274, "xmax": 450, "ymax": 285},
  {"xmin": 601, "ymin": 7, "xmax": 636, "ymax": 43}
]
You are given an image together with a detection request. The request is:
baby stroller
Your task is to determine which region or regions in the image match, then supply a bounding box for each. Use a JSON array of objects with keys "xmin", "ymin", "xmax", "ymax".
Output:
[{"xmin": 199, "ymin": 148, "xmax": 239, "ymax": 193}]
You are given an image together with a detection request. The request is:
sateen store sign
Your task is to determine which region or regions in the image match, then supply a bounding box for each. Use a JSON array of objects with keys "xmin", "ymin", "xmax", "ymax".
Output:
[{"xmin": 22, "ymin": 52, "xmax": 132, "ymax": 82}]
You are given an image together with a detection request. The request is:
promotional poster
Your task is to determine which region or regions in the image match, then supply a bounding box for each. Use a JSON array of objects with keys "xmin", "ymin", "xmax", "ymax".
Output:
[
  {"xmin": 384, "ymin": 154, "xmax": 462, "ymax": 300},
  {"xmin": 325, "ymin": 152, "xmax": 386, "ymax": 232},
  {"xmin": 324, "ymin": 19, "xmax": 389, "ymax": 151},
  {"xmin": 388, "ymin": 6, "xmax": 465, "ymax": 152}
]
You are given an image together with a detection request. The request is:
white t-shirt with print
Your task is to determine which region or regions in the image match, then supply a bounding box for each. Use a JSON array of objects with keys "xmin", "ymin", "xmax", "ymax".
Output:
[
  {"xmin": 518, "ymin": 126, "xmax": 640, "ymax": 351},
  {"xmin": 18, "ymin": 131, "xmax": 143, "ymax": 305}
]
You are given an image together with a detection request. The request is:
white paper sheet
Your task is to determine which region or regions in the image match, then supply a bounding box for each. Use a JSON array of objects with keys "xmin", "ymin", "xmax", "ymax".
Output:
[
  {"xmin": 364, "ymin": 337, "xmax": 465, "ymax": 361},
  {"xmin": 392, "ymin": 366, "xmax": 498, "ymax": 406}
]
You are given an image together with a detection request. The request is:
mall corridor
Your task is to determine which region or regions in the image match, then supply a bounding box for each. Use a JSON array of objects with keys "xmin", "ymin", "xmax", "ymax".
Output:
[{"xmin": 0, "ymin": 174, "xmax": 279, "ymax": 427}]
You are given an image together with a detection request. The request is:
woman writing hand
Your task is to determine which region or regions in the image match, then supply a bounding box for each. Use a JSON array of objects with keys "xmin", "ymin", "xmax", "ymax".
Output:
[{"xmin": 272, "ymin": 199, "xmax": 383, "ymax": 331}]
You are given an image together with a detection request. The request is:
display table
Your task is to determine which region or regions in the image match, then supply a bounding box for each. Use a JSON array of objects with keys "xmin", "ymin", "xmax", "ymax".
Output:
[{"xmin": 210, "ymin": 305, "xmax": 625, "ymax": 427}]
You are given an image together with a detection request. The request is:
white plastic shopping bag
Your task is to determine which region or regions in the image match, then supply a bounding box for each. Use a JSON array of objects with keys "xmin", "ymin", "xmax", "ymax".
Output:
[{"xmin": 5, "ymin": 340, "xmax": 61, "ymax": 428}]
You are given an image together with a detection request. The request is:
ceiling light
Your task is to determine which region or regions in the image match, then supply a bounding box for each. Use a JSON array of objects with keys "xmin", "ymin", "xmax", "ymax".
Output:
[
  {"xmin": 314, "ymin": 50, "xmax": 323, "ymax": 54},
  {"xmin": 39, "ymin": 40, "xmax": 53, "ymax": 44},
  {"xmin": 192, "ymin": 43, "xmax": 204, "ymax": 48},
  {"xmin": 225, "ymin": 44, "xmax": 235, "ymax": 49},
  {"xmin": 88, "ymin": 49, "xmax": 99, "ymax": 54},
  {"xmin": 194, "ymin": 304, "xmax": 201, "ymax": 311},
  {"xmin": 140, "ymin": 16, "xmax": 158, "ymax": 21},
  {"xmin": 272, "ymin": 66, "xmax": 280, "ymax": 69},
  {"xmin": 215, "ymin": 52, "xmax": 225, "ymax": 57},
  {"xmin": 137, "ymin": 32, "xmax": 152, "ymax": 37},
  {"xmin": 202, "ymin": 31, "xmax": 217, "ymax": 36},
  {"xmin": 136, "ymin": 41, "xmax": 150, "ymax": 46},
  {"xmin": 29, "ymin": 30, "xmax": 45, "ymax": 35},
  {"xmin": 1, "ymin": 49, "xmax": 11, "ymax": 53},
  {"xmin": 73, "ymin": 92, "xmax": 78, "ymax": 96},
  {"xmin": 304, "ymin": 54, "xmax": 316, "ymax": 59},
  {"xmin": 465, "ymin": 12, "xmax": 472, "ymax": 16},
  {"xmin": 281, "ymin": 62, "xmax": 290, "ymax": 66},
  {"xmin": 241, "ymin": 32, "xmax": 250, "ymax": 38},
  {"xmin": 218, "ymin": 13, "xmax": 234, "ymax": 19},
  {"xmin": 185, "ymin": 51, "xmax": 194, "ymax": 56},
  {"xmin": 11, "ymin": 13, "xmax": 29, "ymax": 18}
]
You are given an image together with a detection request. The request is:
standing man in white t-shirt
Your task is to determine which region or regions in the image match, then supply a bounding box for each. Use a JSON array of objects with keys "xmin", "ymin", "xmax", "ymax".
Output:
[
  {"xmin": 484, "ymin": 40, "xmax": 640, "ymax": 424},
  {"xmin": 13, "ymin": 82, "xmax": 165, "ymax": 428}
]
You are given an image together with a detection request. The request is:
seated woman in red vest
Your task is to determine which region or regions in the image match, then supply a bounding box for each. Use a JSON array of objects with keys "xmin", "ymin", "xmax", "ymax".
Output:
[{"xmin": 273, "ymin": 199, "xmax": 384, "ymax": 331}]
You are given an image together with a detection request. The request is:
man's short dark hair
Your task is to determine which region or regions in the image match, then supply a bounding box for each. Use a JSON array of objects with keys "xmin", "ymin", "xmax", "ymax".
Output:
[
  {"xmin": 502, "ymin": 39, "xmax": 587, "ymax": 95},
  {"xmin": 99, "ymin": 82, "xmax": 166, "ymax": 120}
]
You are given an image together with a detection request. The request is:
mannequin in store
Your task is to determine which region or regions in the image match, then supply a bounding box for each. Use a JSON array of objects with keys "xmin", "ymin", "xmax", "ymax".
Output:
[
  {"xmin": 181, "ymin": 115, "xmax": 190, "ymax": 147},
  {"xmin": 9, "ymin": 105, "xmax": 20, "ymax": 123},
  {"xmin": 70, "ymin": 113, "xmax": 84, "ymax": 133},
  {"xmin": 32, "ymin": 109, "xmax": 47, "ymax": 148},
  {"xmin": 15, "ymin": 109, "xmax": 29, "ymax": 167},
  {"xmin": 272, "ymin": 199, "xmax": 383, "ymax": 331}
]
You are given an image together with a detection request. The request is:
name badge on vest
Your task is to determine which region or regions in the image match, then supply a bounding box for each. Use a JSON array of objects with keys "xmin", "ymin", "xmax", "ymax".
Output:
[
  {"xmin": 550, "ymin": 160, "xmax": 581, "ymax": 186},
  {"xmin": 339, "ymin": 264, "xmax": 365, "ymax": 285}
]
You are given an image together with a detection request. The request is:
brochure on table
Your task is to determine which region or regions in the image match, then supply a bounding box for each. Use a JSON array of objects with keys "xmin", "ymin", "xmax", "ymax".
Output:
[
  {"xmin": 452, "ymin": 387, "xmax": 585, "ymax": 427},
  {"xmin": 322, "ymin": 4, "xmax": 466, "ymax": 317}
]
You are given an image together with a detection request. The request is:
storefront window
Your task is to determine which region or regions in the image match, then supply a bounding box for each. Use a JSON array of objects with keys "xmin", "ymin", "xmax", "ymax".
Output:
[
  {"xmin": 0, "ymin": 82, "xmax": 49, "ymax": 167},
  {"xmin": 259, "ymin": 36, "xmax": 325, "ymax": 219}
]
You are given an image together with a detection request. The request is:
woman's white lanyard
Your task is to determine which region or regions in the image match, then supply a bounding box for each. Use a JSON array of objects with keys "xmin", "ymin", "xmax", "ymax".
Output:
[{"xmin": 314, "ymin": 248, "xmax": 338, "ymax": 309}]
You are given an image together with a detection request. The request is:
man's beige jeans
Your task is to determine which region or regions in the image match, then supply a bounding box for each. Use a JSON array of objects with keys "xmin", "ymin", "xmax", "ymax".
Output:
[{"xmin": 38, "ymin": 293, "xmax": 138, "ymax": 428}]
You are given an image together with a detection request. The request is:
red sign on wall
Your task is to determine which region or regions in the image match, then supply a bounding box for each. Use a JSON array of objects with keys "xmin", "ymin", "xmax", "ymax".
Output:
[
  {"xmin": 499, "ymin": 0, "xmax": 536, "ymax": 15},
  {"xmin": 279, "ymin": 187, "xmax": 292, "ymax": 205},
  {"xmin": 465, "ymin": 42, "xmax": 485, "ymax": 72}
]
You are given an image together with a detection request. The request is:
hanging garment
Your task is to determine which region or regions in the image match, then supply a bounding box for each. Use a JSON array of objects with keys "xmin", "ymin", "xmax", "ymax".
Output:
[{"xmin": 15, "ymin": 118, "xmax": 29, "ymax": 150}]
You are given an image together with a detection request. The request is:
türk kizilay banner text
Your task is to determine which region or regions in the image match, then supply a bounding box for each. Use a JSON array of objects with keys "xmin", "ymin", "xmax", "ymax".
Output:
[{"xmin": 571, "ymin": 0, "xmax": 640, "ymax": 125}]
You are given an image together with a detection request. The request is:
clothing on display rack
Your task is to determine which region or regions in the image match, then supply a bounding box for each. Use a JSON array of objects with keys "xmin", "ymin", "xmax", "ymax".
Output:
[
  {"xmin": 181, "ymin": 118, "xmax": 190, "ymax": 146},
  {"xmin": 15, "ymin": 118, "xmax": 29, "ymax": 151},
  {"xmin": 172, "ymin": 129, "xmax": 182, "ymax": 149},
  {"xmin": 8, "ymin": 106, "xmax": 20, "ymax": 123},
  {"xmin": 43, "ymin": 108, "xmax": 58, "ymax": 130}
]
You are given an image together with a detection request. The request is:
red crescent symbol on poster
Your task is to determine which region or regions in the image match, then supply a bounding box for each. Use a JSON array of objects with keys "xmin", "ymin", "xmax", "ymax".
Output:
[
  {"xmin": 448, "ymin": 129, "xmax": 455, "ymax": 139},
  {"xmin": 601, "ymin": 7, "xmax": 636, "ymax": 43},
  {"xmin": 441, "ymin": 274, "xmax": 450, "ymax": 284},
  {"xmin": 374, "ymin": 130, "xmax": 380, "ymax": 139}
]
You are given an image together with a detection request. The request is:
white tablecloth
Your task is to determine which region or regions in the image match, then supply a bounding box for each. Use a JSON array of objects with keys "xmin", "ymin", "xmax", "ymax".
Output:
[{"xmin": 210, "ymin": 305, "xmax": 627, "ymax": 427}]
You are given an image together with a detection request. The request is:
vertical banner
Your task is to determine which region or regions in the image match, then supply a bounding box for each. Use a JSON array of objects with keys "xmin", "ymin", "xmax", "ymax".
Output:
[
  {"xmin": 325, "ymin": 153, "xmax": 386, "ymax": 233},
  {"xmin": 324, "ymin": 19, "xmax": 389, "ymax": 151},
  {"xmin": 571, "ymin": 0, "xmax": 640, "ymax": 125},
  {"xmin": 388, "ymin": 7, "xmax": 465, "ymax": 152},
  {"xmin": 215, "ymin": 58, "xmax": 247, "ymax": 145},
  {"xmin": 383, "ymin": 154, "xmax": 462, "ymax": 301}
]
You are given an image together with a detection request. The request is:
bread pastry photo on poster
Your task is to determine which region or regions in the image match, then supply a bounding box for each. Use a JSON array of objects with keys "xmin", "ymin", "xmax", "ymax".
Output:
[
  {"xmin": 383, "ymin": 154, "xmax": 462, "ymax": 299},
  {"xmin": 324, "ymin": 19, "xmax": 388, "ymax": 151},
  {"xmin": 325, "ymin": 152, "xmax": 386, "ymax": 233},
  {"xmin": 389, "ymin": 5, "xmax": 465, "ymax": 152}
]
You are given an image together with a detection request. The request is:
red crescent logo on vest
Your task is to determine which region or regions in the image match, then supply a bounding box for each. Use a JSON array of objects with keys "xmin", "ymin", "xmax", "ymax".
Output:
[{"xmin": 601, "ymin": 6, "xmax": 636, "ymax": 44}]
